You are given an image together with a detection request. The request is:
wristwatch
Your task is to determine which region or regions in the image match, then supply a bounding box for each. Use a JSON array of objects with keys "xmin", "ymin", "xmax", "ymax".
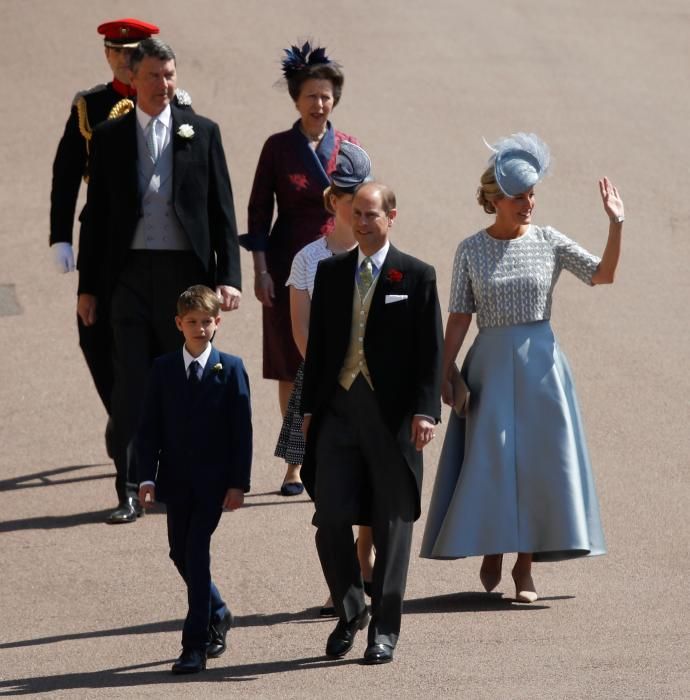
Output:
[{"xmin": 610, "ymin": 214, "xmax": 625, "ymax": 224}]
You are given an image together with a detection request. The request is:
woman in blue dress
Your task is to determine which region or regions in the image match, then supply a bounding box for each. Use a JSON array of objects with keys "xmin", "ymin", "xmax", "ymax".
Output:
[
  {"xmin": 241, "ymin": 43, "xmax": 359, "ymax": 495},
  {"xmin": 420, "ymin": 133, "xmax": 625, "ymax": 603}
]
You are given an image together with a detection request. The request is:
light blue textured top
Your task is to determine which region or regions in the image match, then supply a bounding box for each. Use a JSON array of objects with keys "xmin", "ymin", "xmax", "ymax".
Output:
[{"xmin": 449, "ymin": 225, "xmax": 601, "ymax": 328}]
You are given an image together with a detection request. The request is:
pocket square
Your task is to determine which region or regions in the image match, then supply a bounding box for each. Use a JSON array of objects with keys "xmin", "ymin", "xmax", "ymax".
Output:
[{"xmin": 385, "ymin": 294, "xmax": 408, "ymax": 304}]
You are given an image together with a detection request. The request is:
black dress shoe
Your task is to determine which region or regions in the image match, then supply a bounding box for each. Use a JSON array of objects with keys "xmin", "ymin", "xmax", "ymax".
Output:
[
  {"xmin": 105, "ymin": 497, "xmax": 143, "ymax": 524},
  {"xmin": 325, "ymin": 608, "xmax": 370, "ymax": 658},
  {"xmin": 207, "ymin": 610, "xmax": 233, "ymax": 658},
  {"xmin": 171, "ymin": 647, "xmax": 206, "ymax": 675},
  {"xmin": 363, "ymin": 642, "xmax": 394, "ymax": 665}
]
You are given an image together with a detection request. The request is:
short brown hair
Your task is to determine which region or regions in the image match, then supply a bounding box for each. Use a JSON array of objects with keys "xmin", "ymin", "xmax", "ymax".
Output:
[
  {"xmin": 355, "ymin": 182, "xmax": 397, "ymax": 215},
  {"xmin": 176, "ymin": 285, "xmax": 220, "ymax": 317}
]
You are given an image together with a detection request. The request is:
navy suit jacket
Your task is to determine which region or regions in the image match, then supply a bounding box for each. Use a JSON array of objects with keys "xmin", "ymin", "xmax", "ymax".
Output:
[{"xmin": 136, "ymin": 346, "xmax": 252, "ymax": 504}]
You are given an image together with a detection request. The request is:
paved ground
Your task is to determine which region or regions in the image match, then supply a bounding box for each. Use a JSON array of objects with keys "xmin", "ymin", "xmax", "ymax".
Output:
[{"xmin": 1, "ymin": 1, "xmax": 688, "ymax": 697}]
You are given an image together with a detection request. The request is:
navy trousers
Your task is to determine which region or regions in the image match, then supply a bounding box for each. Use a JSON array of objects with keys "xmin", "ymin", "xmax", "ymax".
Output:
[{"xmin": 166, "ymin": 497, "xmax": 229, "ymax": 650}]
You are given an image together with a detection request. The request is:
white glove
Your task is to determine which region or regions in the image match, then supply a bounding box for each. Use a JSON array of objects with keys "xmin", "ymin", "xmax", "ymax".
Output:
[{"xmin": 51, "ymin": 242, "xmax": 75, "ymax": 273}]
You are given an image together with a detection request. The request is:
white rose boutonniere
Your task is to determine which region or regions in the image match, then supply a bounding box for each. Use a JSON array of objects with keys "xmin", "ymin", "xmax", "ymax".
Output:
[
  {"xmin": 177, "ymin": 124, "xmax": 195, "ymax": 139},
  {"xmin": 212, "ymin": 362, "xmax": 223, "ymax": 374}
]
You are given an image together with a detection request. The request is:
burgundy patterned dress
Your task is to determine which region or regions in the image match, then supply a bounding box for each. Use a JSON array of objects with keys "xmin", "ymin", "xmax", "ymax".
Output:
[{"xmin": 241, "ymin": 120, "xmax": 358, "ymax": 380}]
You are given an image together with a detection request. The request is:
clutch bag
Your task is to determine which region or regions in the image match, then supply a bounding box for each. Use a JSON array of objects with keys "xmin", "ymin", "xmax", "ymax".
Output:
[{"xmin": 451, "ymin": 364, "xmax": 470, "ymax": 418}]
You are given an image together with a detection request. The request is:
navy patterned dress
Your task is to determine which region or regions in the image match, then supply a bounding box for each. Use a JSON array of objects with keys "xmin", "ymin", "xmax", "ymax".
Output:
[{"xmin": 241, "ymin": 121, "xmax": 358, "ymax": 380}]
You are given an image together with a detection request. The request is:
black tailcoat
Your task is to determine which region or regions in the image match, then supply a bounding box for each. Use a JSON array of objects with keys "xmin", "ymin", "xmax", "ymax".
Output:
[
  {"xmin": 78, "ymin": 105, "xmax": 241, "ymax": 298},
  {"xmin": 301, "ymin": 245, "xmax": 443, "ymax": 520}
]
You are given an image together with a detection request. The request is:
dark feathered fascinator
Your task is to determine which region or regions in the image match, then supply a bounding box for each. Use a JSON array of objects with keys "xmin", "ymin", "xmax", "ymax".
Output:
[{"xmin": 282, "ymin": 41, "xmax": 332, "ymax": 79}]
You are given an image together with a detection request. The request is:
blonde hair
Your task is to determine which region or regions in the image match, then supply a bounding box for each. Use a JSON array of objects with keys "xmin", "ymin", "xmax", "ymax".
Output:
[
  {"xmin": 477, "ymin": 165, "xmax": 504, "ymax": 214},
  {"xmin": 322, "ymin": 183, "xmax": 353, "ymax": 215}
]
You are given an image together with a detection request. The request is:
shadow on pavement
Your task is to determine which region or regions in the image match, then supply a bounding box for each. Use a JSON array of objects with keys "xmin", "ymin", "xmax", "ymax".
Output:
[
  {"xmin": 0, "ymin": 509, "xmax": 115, "ymax": 533},
  {"xmin": 138, "ymin": 499, "xmax": 312, "ymax": 515},
  {"xmin": 0, "ymin": 656, "xmax": 359, "ymax": 695},
  {"xmin": 0, "ymin": 464, "xmax": 111, "ymax": 492},
  {"xmin": 241, "ymin": 498, "xmax": 312, "ymax": 508},
  {"xmin": 0, "ymin": 619, "xmax": 184, "ymax": 650},
  {"xmin": 0, "ymin": 594, "xmax": 574, "ymax": 652},
  {"xmin": 242, "ymin": 491, "xmax": 313, "ymax": 507},
  {"xmin": 0, "ymin": 609, "xmax": 323, "ymax": 652},
  {"xmin": 235, "ymin": 609, "xmax": 324, "ymax": 627},
  {"xmin": 404, "ymin": 591, "xmax": 575, "ymax": 613},
  {"xmin": 214, "ymin": 655, "xmax": 361, "ymax": 680},
  {"xmin": 244, "ymin": 491, "xmax": 284, "ymax": 498}
]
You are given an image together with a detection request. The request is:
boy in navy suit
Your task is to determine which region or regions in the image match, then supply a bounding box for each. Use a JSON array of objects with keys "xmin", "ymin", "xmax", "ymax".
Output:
[{"xmin": 137, "ymin": 285, "xmax": 252, "ymax": 674}]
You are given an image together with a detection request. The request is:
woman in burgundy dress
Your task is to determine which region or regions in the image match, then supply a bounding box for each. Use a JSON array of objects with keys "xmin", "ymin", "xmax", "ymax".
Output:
[{"xmin": 241, "ymin": 42, "xmax": 358, "ymax": 494}]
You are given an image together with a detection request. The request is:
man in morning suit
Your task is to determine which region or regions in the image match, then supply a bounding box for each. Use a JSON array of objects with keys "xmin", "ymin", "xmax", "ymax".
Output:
[
  {"xmin": 77, "ymin": 38, "xmax": 242, "ymax": 524},
  {"xmin": 138, "ymin": 285, "xmax": 252, "ymax": 674},
  {"xmin": 301, "ymin": 182, "xmax": 443, "ymax": 664},
  {"xmin": 50, "ymin": 19, "xmax": 193, "ymax": 449}
]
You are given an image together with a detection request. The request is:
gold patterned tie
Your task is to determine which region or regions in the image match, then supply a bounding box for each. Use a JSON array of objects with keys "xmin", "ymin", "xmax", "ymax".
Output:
[{"xmin": 358, "ymin": 257, "xmax": 374, "ymax": 298}]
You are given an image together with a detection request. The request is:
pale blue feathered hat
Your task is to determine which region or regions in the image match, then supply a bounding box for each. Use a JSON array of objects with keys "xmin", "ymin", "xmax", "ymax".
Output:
[{"xmin": 486, "ymin": 132, "xmax": 551, "ymax": 197}]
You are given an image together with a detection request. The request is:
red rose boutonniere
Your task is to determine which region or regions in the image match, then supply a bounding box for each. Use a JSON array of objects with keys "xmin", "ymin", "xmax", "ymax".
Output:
[{"xmin": 387, "ymin": 269, "xmax": 404, "ymax": 283}]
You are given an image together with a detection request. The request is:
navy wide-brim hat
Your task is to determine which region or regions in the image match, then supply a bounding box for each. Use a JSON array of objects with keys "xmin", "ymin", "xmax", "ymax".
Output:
[
  {"xmin": 488, "ymin": 132, "xmax": 551, "ymax": 197},
  {"xmin": 331, "ymin": 142, "xmax": 372, "ymax": 192}
]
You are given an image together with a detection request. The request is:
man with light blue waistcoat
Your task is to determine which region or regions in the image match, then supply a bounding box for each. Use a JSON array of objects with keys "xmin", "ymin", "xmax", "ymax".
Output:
[{"xmin": 77, "ymin": 38, "xmax": 241, "ymax": 524}]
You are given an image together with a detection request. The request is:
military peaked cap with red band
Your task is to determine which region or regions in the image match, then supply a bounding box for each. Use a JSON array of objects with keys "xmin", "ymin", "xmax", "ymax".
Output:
[{"xmin": 97, "ymin": 18, "xmax": 160, "ymax": 48}]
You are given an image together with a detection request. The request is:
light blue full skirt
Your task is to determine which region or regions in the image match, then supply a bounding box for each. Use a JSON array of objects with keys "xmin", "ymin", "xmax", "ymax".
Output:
[{"xmin": 420, "ymin": 321, "xmax": 606, "ymax": 562}]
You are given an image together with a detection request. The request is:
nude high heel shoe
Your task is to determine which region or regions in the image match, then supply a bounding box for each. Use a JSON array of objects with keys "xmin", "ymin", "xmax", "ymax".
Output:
[{"xmin": 512, "ymin": 570, "xmax": 538, "ymax": 603}]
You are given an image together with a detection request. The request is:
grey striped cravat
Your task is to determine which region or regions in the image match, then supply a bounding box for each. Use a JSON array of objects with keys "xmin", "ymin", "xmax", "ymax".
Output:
[{"xmin": 146, "ymin": 118, "xmax": 160, "ymax": 162}]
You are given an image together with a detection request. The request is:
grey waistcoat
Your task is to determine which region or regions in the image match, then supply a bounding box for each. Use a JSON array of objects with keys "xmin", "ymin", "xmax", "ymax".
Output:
[{"xmin": 131, "ymin": 125, "xmax": 191, "ymax": 251}]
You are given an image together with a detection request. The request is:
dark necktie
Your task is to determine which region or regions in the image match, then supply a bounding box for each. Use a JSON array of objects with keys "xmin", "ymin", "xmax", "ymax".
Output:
[{"xmin": 188, "ymin": 360, "xmax": 201, "ymax": 384}]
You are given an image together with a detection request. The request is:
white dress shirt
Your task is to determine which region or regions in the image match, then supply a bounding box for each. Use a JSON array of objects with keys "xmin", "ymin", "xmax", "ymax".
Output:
[{"xmin": 182, "ymin": 342, "xmax": 213, "ymax": 378}]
